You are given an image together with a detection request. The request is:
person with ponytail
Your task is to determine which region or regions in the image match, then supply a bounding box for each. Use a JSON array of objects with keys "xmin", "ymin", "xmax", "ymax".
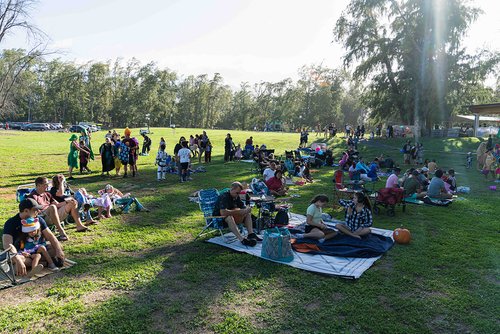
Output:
[
  {"xmin": 337, "ymin": 192, "xmax": 373, "ymax": 239},
  {"xmin": 293, "ymin": 195, "xmax": 337, "ymax": 243}
]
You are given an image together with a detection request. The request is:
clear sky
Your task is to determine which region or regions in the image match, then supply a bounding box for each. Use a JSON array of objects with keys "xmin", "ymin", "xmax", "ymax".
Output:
[{"xmin": 5, "ymin": 0, "xmax": 500, "ymax": 88}]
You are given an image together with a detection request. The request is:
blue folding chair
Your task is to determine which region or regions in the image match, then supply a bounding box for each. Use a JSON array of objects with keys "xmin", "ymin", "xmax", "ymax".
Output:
[
  {"xmin": 195, "ymin": 189, "xmax": 237, "ymax": 243},
  {"xmin": 0, "ymin": 245, "xmax": 17, "ymax": 285}
]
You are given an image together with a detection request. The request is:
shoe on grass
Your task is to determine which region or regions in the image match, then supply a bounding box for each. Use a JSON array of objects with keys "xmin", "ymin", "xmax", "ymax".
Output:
[{"xmin": 241, "ymin": 238, "xmax": 257, "ymax": 247}]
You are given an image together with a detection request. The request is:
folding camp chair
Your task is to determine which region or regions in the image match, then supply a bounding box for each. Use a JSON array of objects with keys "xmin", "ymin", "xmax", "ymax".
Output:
[
  {"xmin": 195, "ymin": 189, "xmax": 237, "ymax": 243},
  {"xmin": 0, "ymin": 245, "xmax": 17, "ymax": 285},
  {"xmin": 16, "ymin": 183, "xmax": 36, "ymax": 202}
]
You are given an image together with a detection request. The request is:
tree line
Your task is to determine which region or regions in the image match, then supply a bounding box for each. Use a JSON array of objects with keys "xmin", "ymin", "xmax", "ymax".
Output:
[{"xmin": 0, "ymin": 0, "xmax": 498, "ymax": 132}]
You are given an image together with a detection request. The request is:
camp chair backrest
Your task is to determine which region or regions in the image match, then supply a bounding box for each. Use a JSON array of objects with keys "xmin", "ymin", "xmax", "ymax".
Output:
[
  {"xmin": 250, "ymin": 179, "xmax": 270, "ymax": 196},
  {"xmin": 334, "ymin": 170, "xmax": 344, "ymax": 189},
  {"xmin": 16, "ymin": 183, "xmax": 37, "ymax": 202},
  {"xmin": 284, "ymin": 159, "xmax": 295, "ymax": 174},
  {"xmin": 0, "ymin": 248, "xmax": 16, "ymax": 284},
  {"xmin": 198, "ymin": 188, "xmax": 224, "ymax": 229}
]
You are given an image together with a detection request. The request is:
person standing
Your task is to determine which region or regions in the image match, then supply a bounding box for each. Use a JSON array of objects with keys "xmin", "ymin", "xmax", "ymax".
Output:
[
  {"xmin": 141, "ymin": 133, "xmax": 152, "ymax": 156},
  {"xmin": 177, "ymin": 141, "xmax": 191, "ymax": 182},
  {"xmin": 205, "ymin": 140, "xmax": 213, "ymax": 163},
  {"xmin": 224, "ymin": 133, "xmax": 232, "ymax": 163},
  {"xmin": 99, "ymin": 137, "xmax": 115, "ymax": 176},
  {"xmin": 68, "ymin": 134, "xmax": 90, "ymax": 180}
]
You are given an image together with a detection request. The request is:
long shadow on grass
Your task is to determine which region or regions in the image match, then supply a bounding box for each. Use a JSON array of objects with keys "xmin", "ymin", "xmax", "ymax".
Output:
[{"xmin": 78, "ymin": 240, "xmax": 296, "ymax": 334}]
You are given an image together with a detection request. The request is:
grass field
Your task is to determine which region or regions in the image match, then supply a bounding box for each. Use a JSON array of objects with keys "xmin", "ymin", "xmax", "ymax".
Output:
[{"xmin": 0, "ymin": 128, "xmax": 498, "ymax": 334}]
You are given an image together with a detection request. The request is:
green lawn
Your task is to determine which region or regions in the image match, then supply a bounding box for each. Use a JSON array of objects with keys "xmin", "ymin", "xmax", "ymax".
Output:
[{"xmin": 0, "ymin": 128, "xmax": 498, "ymax": 334}]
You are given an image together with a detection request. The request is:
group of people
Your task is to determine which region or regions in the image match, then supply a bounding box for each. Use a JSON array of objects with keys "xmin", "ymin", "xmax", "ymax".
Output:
[
  {"xmin": 401, "ymin": 140, "xmax": 424, "ymax": 165},
  {"xmin": 476, "ymin": 135, "xmax": 500, "ymax": 180},
  {"xmin": 212, "ymin": 182, "xmax": 374, "ymax": 248},
  {"xmin": 68, "ymin": 128, "xmax": 143, "ymax": 179},
  {"xmin": 2, "ymin": 174, "xmax": 148, "ymax": 278}
]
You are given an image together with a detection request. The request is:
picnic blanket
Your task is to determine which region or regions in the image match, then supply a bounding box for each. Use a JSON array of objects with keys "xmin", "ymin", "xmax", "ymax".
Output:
[
  {"xmin": 208, "ymin": 213, "xmax": 394, "ymax": 279},
  {"xmin": 292, "ymin": 234, "xmax": 393, "ymax": 258},
  {"xmin": 0, "ymin": 259, "xmax": 76, "ymax": 290}
]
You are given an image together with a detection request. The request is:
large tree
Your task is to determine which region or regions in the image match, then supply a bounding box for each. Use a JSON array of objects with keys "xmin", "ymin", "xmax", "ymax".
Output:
[{"xmin": 335, "ymin": 0, "xmax": 499, "ymax": 134}]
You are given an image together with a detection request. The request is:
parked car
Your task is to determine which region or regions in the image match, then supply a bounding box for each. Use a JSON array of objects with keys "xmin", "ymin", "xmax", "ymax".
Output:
[
  {"xmin": 9, "ymin": 122, "xmax": 26, "ymax": 130},
  {"xmin": 69, "ymin": 124, "xmax": 89, "ymax": 133},
  {"xmin": 22, "ymin": 123, "xmax": 51, "ymax": 131}
]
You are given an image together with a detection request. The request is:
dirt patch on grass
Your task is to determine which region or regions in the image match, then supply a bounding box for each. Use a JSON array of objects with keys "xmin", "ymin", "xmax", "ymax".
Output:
[{"xmin": 0, "ymin": 193, "xmax": 15, "ymax": 200}]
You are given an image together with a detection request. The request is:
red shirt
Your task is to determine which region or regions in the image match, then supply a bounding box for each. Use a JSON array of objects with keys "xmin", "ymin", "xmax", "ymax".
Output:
[
  {"xmin": 28, "ymin": 190, "xmax": 57, "ymax": 210},
  {"xmin": 265, "ymin": 177, "xmax": 283, "ymax": 191}
]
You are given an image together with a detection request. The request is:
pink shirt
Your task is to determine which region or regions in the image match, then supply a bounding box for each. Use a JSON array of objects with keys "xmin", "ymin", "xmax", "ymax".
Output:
[{"xmin": 385, "ymin": 174, "xmax": 399, "ymax": 188}]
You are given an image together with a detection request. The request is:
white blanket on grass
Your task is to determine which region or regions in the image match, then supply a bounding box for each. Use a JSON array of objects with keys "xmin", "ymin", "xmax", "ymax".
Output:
[{"xmin": 207, "ymin": 213, "xmax": 393, "ymax": 279}]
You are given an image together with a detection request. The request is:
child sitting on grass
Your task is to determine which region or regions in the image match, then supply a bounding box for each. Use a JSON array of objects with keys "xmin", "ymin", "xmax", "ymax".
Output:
[
  {"xmin": 294, "ymin": 195, "xmax": 337, "ymax": 243},
  {"xmin": 19, "ymin": 218, "xmax": 60, "ymax": 272}
]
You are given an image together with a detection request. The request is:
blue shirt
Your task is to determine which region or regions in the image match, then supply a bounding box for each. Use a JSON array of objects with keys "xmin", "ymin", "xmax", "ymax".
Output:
[{"xmin": 428, "ymin": 177, "xmax": 445, "ymax": 197}]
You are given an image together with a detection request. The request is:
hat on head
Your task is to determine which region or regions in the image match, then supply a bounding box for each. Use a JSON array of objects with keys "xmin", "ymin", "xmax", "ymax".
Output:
[
  {"xmin": 21, "ymin": 217, "xmax": 40, "ymax": 233},
  {"xmin": 19, "ymin": 198, "xmax": 43, "ymax": 212},
  {"xmin": 69, "ymin": 134, "xmax": 78, "ymax": 141},
  {"xmin": 124, "ymin": 127, "xmax": 131, "ymax": 136},
  {"xmin": 422, "ymin": 167, "xmax": 429, "ymax": 172},
  {"xmin": 105, "ymin": 184, "xmax": 113, "ymax": 192}
]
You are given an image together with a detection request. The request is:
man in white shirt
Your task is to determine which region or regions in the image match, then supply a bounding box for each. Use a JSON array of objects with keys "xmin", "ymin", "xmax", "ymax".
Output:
[
  {"xmin": 262, "ymin": 162, "xmax": 277, "ymax": 182},
  {"xmin": 385, "ymin": 167, "xmax": 401, "ymax": 188}
]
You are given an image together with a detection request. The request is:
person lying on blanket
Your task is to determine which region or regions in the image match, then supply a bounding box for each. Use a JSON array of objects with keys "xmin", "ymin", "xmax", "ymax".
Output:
[
  {"xmin": 293, "ymin": 195, "xmax": 337, "ymax": 243},
  {"xmin": 336, "ymin": 192, "xmax": 373, "ymax": 239},
  {"xmin": 213, "ymin": 182, "xmax": 261, "ymax": 247}
]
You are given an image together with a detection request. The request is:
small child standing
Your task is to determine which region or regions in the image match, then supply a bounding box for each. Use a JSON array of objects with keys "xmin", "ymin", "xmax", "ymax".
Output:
[
  {"xmin": 155, "ymin": 144, "xmax": 168, "ymax": 181},
  {"xmin": 79, "ymin": 140, "xmax": 91, "ymax": 174},
  {"xmin": 234, "ymin": 144, "xmax": 242, "ymax": 162},
  {"xmin": 20, "ymin": 218, "xmax": 60, "ymax": 272},
  {"xmin": 205, "ymin": 140, "xmax": 213, "ymax": 163},
  {"xmin": 466, "ymin": 152, "xmax": 472, "ymax": 169},
  {"xmin": 177, "ymin": 141, "xmax": 191, "ymax": 182}
]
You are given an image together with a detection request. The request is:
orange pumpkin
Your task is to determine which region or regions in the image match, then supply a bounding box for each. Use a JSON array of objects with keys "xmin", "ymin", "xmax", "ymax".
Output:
[{"xmin": 393, "ymin": 228, "xmax": 411, "ymax": 244}]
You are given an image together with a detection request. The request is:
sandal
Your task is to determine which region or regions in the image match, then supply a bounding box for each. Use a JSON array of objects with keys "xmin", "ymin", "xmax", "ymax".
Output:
[{"xmin": 58, "ymin": 235, "xmax": 69, "ymax": 242}]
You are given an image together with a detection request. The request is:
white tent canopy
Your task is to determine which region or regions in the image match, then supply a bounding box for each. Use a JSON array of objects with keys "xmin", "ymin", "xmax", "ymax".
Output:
[{"xmin": 457, "ymin": 115, "xmax": 500, "ymax": 122}]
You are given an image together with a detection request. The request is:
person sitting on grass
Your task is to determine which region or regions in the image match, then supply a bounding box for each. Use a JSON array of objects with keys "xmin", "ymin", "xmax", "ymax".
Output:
[
  {"xmin": 50, "ymin": 174, "xmax": 99, "ymax": 225},
  {"xmin": 265, "ymin": 170, "xmax": 288, "ymax": 196},
  {"xmin": 213, "ymin": 182, "xmax": 261, "ymax": 247},
  {"xmin": 19, "ymin": 217, "xmax": 60, "ymax": 272},
  {"xmin": 99, "ymin": 184, "xmax": 149, "ymax": 214},
  {"xmin": 403, "ymin": 170, "xmax": 427, "ymax": 199},
  {"xmin": 293, "ymin": 195, "xmax": 337, "ymax": 243},
  {"xmin": 385, "ymin": 167, "xmax": 401, "ymax": 188},
  {"xmin": 28, "ymin": 177, "xmax": 90, "ymax": 241},
  {"xmin": 427, "ymin": 169, "xmax": 453, "ymax": 199},
  {"xmin": 336, "ymin": 192, "xmax": 373, "ymax": 239},
  {"xmin": 2, "ymin": 199, "xmax": 65, "ymax": 278}
]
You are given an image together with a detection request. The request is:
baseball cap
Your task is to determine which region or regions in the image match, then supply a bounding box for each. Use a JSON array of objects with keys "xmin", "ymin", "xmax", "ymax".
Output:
[{"xmin": 19, "ymin": 198, "xmax": 43, "ymax": 212}]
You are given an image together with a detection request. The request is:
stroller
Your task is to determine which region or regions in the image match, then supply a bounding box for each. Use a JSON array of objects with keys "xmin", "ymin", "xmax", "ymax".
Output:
[{"xmin": 373, "ymin": 187, "xmax": 406, "ymax": 217}]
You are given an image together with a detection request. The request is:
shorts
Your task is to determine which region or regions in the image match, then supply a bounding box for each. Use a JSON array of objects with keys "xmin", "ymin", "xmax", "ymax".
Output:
[
  {"xmin": 43, "ymin": 204, "xmax": 68, "ymax": 224},
  {"xmin": 180, "ymin": 162, "xmax": 189, "ymax": 170}
]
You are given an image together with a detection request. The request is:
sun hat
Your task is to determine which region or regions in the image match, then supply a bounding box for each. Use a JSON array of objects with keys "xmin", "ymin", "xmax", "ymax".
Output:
[
  {"xmin": 69, "ymin": 134, "xmax": 78, "ymax": 141},
  {"xmin": 21, "ymin": 217, "xmax": 40, "ymax": 233}
]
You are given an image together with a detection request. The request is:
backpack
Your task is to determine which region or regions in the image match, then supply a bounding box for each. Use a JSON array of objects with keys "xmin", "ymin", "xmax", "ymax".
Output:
[{"xmin": 274, "ymin": 209, "xmax": 289, "ymax": 226}]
